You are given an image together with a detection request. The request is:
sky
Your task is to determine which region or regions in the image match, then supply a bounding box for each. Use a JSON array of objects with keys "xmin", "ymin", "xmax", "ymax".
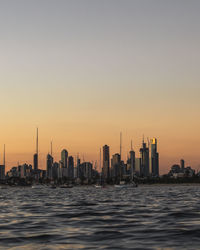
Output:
[{"xmin": 0, "ymin": 0, "xmax": 200, "ymax": 174}]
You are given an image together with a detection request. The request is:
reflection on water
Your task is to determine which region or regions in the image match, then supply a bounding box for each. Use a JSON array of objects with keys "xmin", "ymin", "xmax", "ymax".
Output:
[{"xmin": 0, "ymin": 185, "xmax": 200, "ymax": 249}]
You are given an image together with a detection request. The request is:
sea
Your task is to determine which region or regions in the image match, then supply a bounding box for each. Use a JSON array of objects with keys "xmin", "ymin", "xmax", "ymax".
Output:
[{"xmin": 0, "ymin": 184, "xmax": 200, "ymax": 250}]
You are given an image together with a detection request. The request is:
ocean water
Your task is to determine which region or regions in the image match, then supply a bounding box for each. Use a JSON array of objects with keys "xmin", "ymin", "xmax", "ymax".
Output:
[{"xmin": 0, "ymin": 184, "xmax": 200, "ymax": 250}]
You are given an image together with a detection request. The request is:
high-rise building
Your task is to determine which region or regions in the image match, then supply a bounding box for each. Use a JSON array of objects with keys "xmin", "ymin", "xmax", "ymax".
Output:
[
  {"xmin": 68, "ymin": 156, "xmax": 74, "ymax": 179},
  {"xmin": 135, "ymin": 158, "xmax": 141, "ymax": 176},
  {"xmin": 46, "ymin": 154, "xmax": 53, "ymax": 179},
  {"xmin": 111, "ymin": 153, "xmax": 121, "ymax": 178},
  {"xmin": 103, "ymin": 145, "xmax": 110, "ymax": 179},
  {"xmin": 129, "ymin": 148, "xmax": 135, "ymax": 177},
  {"xmin": 78, "ymin": 162, "xmax": 93, "ymax": 180},
  {"xmin": 150, "ymin": 138, "xmax": 159, "ymax": 177},
  {"xmin": 0, "ymin": 165, "xmax": 5, "ymax": 180},
  {"xmin": 180, "ymin": 159, "xmax": 185, "ymax": 170},
  {"xmin": 0, "ymin": 145, "xmax": 5, "ymax": 180},
  {"xmin": 61, "ymin": 149, "xmax": 68, "ymax": 168},
  {"xmin": 33, "ymin": 128, "xmax": 39, "ymax": 170},
  {"xmin": 140, "ymin": 140, "xmax": 149, "ymax": 177},
  {"xmin": 52, "ymin": 162, "xmax": 60, "ymax": 179}
]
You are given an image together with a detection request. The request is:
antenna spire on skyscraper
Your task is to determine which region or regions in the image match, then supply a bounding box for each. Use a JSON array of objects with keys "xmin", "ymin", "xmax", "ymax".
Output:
[{"xmin": 3, "ymin": 144, "xmax": 5, "ymax": 167}]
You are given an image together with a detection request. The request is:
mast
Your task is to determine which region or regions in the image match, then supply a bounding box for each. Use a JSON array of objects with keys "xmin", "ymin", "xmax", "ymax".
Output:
[{"xmin": 3, "ymin": 144, "xmax": 5, "ymax": 167}]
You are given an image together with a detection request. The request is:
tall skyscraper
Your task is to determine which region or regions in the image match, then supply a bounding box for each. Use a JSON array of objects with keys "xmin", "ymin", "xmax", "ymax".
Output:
[
  {"xmin": 150, "ymin": 138, "xmax": 159, "ymax": 177},
  {"xmin": 61, "ymin": 149, "xmax": 68, "ymax": 168},
  {"xmin": 140, "ymin": 139, "xmax": 149, "ymax": 177},
  {"xmin": 111, "ymin": 153, "xmax": 121, "ymax": 178},
  {"xmin": 33, "ymin": 128, "xmax": 38, "ymax": 171},
  {"xmin": 180, "ymin": 159, "xmax": 185, "ymax": 170},
  {"xmin": 129, "ymin": 141, "xmax": 135, "ymax": 178},
  {"xmin": 103, "ymin": 145, "xmax": 110, "ymax": 179},
  {"xmin": 0, "ymin": 145, "xmax": 6, "ymax": 180},
  {"xmin": 47, "ymin": 153, "xmax": 53, "ymax": 179},
  {"xmin": 68, "ymin": 156, "xmax": 74, "ymax": 179}
]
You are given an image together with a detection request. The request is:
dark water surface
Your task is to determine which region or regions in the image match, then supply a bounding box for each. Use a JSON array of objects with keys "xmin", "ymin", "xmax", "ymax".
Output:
[{"xmin": 1, "ymin": 185, "xmax": 200, "ymax": 249}]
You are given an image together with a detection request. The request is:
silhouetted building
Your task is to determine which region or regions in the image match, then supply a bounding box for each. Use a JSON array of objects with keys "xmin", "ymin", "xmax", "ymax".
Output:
[
  {"xmin": 52, "ymin": 162, "xmax": 60, "ymax": 179},
  {"xmin": 140, "ymin": 140, "xmax": 149, "ymax": 177},
  {"xmin": 33, "ymin": 128, "xmax": 39, "ymax": 170},
  {"xmin": 180, "ymin": 159, "xmax": 185, "ymax": 170},
  {"xmin": 68, "ymin": 156, "xmax": 74, "ymax": 179},
  {"xmin": 61, "ymin": 149, "xmax": 68, "ymax": 168},
  {"xmin": 47, "ymin": 154, "xmax": 53, "ymax": 179},
  {"xmin": 150, "ymin": 138, "xmax": 159, "ymax": 177},
  {"xmin": 135, "ymin": 158, "xmax": 141, "ymax": 176},
  {"xmin": 111, "ymin": 153, "xmax": 121, "ymax": 178},
  {"xmin": 168, "ymin": 160, "xmax": 195, "ymax": 178},
  {"xmin": 103, "ymin": 145, "xmax": 110, "ymax": 179},
  {"xmin": 33, "ymin": 153, "xmax": 38, "ymax": 171},
  {"xmin": 61, "ymin": 149, "xmax": 68, "ymax": 178},
  {"xmin": 0, "ymin": 165, "xmax": 5, "ymax": 180},
  {"xmin": 130, "ymin": 149, "xmax": 135, "ymax": 176},
  {"xmin": 78, "ymin": 162, "xmax": 93, "ymax": 180}
]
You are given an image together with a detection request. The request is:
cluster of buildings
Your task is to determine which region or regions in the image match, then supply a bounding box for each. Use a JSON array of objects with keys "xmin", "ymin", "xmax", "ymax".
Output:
[
  {"xmin": 168, "ymin": 159, "xmax": 195, "ymax": 178},
  {"xmin": 102, "ymin": 137, "xmax": 159, "ymax": 182},
  {"xmin": 0, "ymin": 131, "xmax": 160, "ymax": 184}
]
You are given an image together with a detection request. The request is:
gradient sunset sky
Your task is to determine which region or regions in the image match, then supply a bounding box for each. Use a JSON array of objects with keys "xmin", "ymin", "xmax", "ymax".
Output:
[{"xmin": 0, "ymin": 0, "xmax": 200, "ymax": 174}]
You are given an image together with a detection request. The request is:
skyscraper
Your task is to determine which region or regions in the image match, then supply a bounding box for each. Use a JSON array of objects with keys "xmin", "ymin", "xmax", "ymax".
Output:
[
  {"xmin": 140, "ymin": 139, "xmax": 149, "ymax": 177},
  {"xmin": 47, "ymin": 153, "xmax": 53, "ymax": 179},
  {"xmin": 68, "ymin": 156, "xmax": 74, "ymax": 179},
  {"xmin": 103, "ymin": 145, "xmax": 110, "ymax": 179},
  {"xmin": 0, "ymin": 145, "xmax": 6, "ymax": 180},
  {"xmin": 150, "ymin": 138, "xmax": 159, "ymax": 177},
  {"xmin": 0, "ymin": 165, "xmax": 5, "ymax": 180},
  {"xmin": 33, "ymin": 128, "xmax": 38, "ymax": 171},
  {"xmin": 61, "ymin": 149, "xmax": 68, "ymax": 168},
  {"xmin": 129, "ymin": 141, "xmax": 135, "ymax": 179},
  {"xmin": 180, "ymin": 159, "xmax": 185, "ymax": 170},
  {"xmin": 111, "ymin": 153, "xmax": 121, "ymax": 179}
]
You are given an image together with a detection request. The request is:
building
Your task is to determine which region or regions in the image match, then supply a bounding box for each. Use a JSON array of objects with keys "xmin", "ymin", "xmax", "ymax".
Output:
[
  {"xmin": 0, "ymin": 145, "xmax": 5, "ymax": 180},
  {"xmin": 78, "ymin": 162, "xmax": 93, "ymax": 180},
  {"xmin": 140, "ymin": 140, "xmax": 149, "ymax": 177},
  {"xmin": 135, "ymin": 158, "xmax": 141, "ymax": 176},
  {"xmin": 61, "ymin": 149, "xmax": 68, "ymax": 178},
  {"xmin": 61, "ymin": 149, "xmax": 68, "ymax": 168},
  {"xmin": 68, "ymin": 156, "xmax": 74, "ymax": 179},
  {"xmin": 111, "ymin": 153, "xmax": 121, "ymax": 179},
  {"xmin": 129, "ymin": 149, "xmax": 135, "ymax": 177},
  {"xmin": 0, "ymin": 165, "xmax": 5, "ymax": 180},
  {"xmin": 52, "ymin": 162, "xmax": 60, "ymax": 179},
  {"xmin": 168, "ymin": 160, "xmax": 195, "ymax": 178},
  {"xmin": 103, "ymin": 145, "xmax": 110, "ymax": 179},
  {"xmin": 150, "ymin": 138, "xmax": 159, "ymax": 177},
  {"xmin": 33, "ymin": 154, "xmax": 38, "ymax": 171},
  {"xmin": 180, "ymin": 159, "xmax": 185, "ymax": 170},
  {"xmin": 46, "ymin": 154, "xmax": 53, "ymax": 179},
  {"xmin": 33, "ymin": 128, "xmax": 39, "ymax": 170}
]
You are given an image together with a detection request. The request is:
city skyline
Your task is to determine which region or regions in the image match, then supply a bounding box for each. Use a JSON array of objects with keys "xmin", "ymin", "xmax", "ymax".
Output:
[
  {"xmin": 1, "ymin": 1, "xmax": 200, "ymax": 174},
  {"xmin": 0, "ymin": 128, "xmax": 198, "ymax": 175}
]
